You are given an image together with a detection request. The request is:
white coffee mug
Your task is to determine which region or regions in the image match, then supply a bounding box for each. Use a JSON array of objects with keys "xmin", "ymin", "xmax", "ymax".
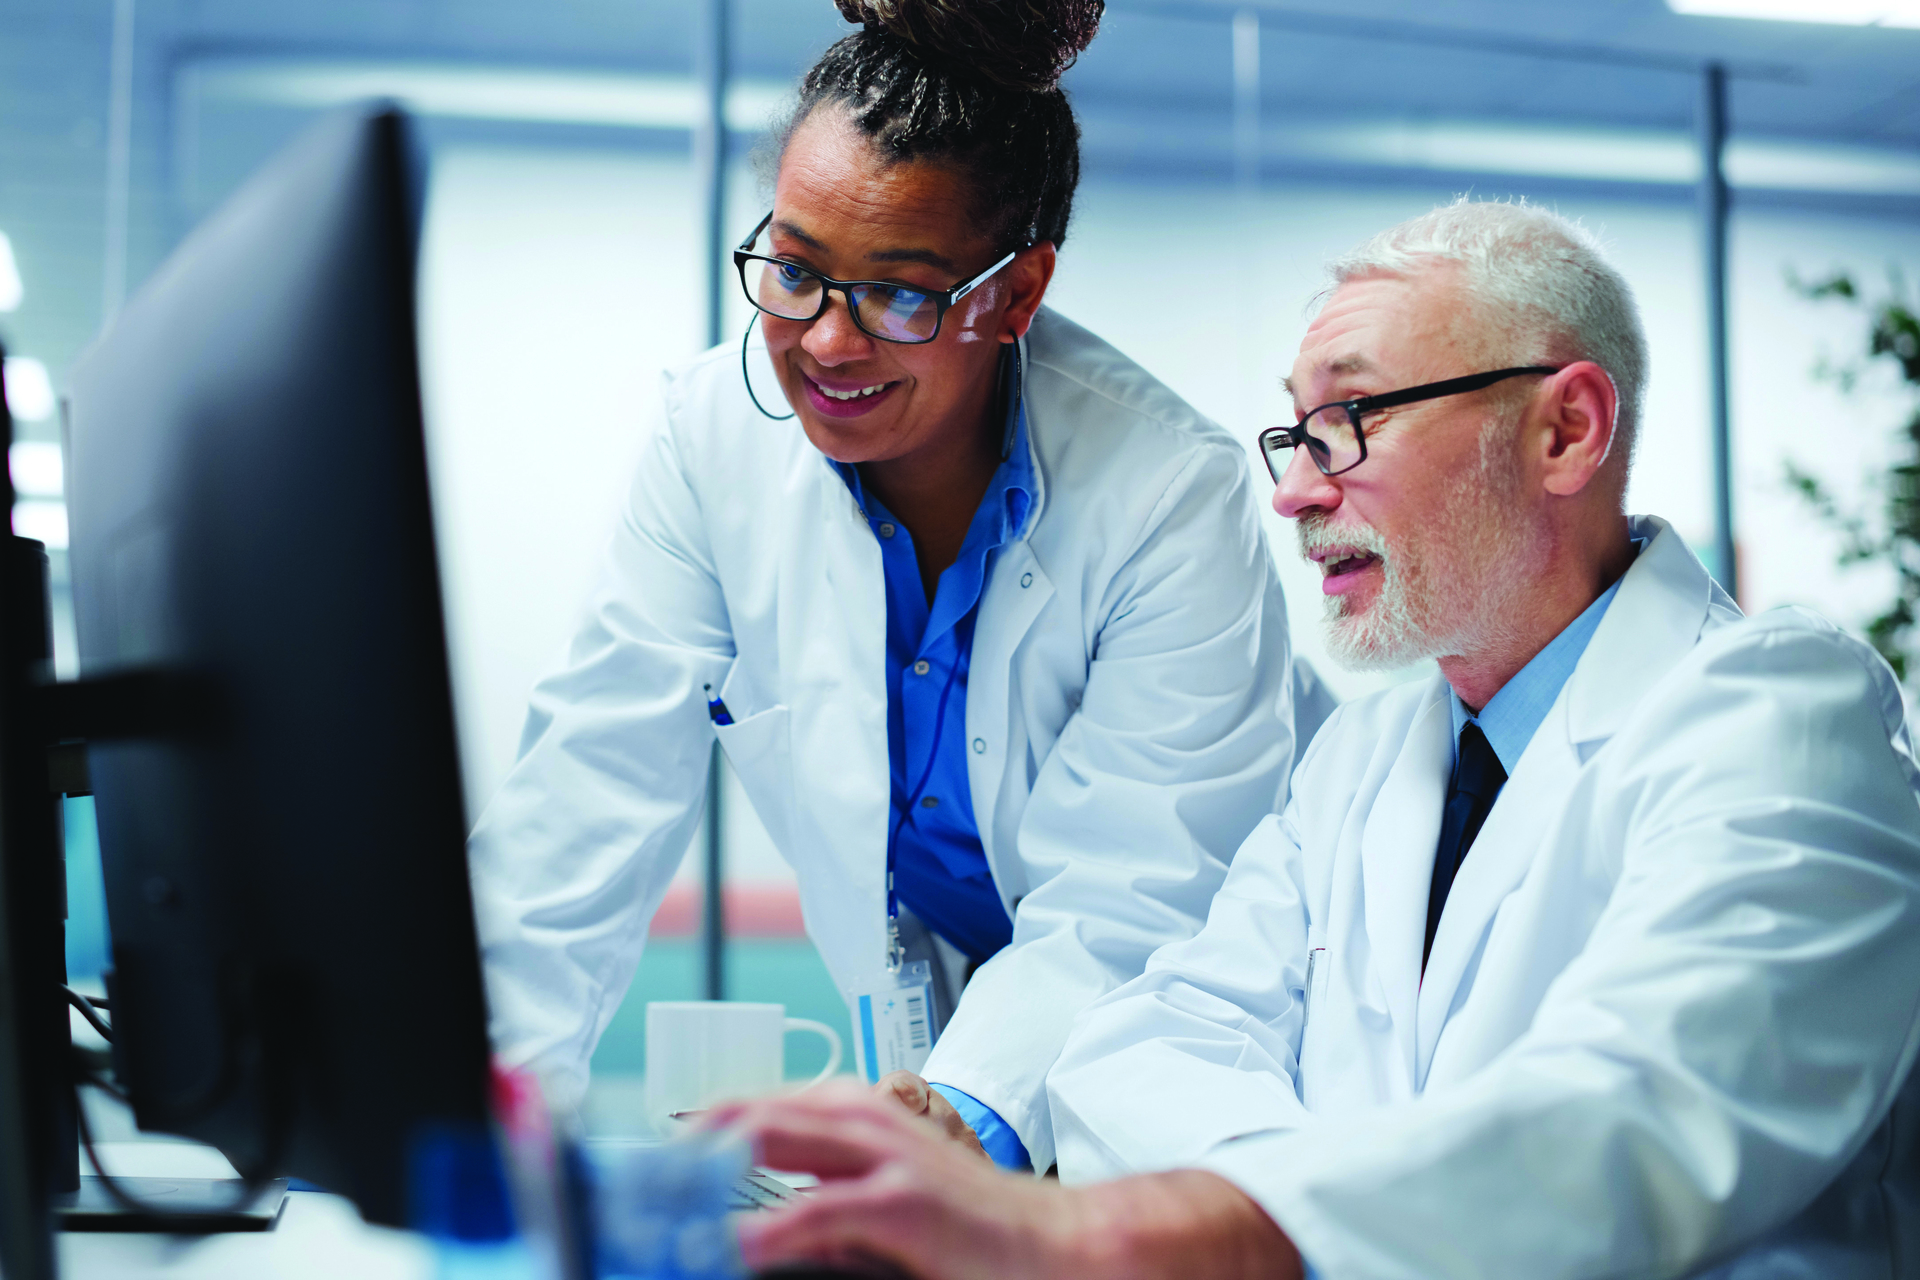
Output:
[{"xmin": 644, "ymin": 1001, "xmax": 843, "ymax": 1131}]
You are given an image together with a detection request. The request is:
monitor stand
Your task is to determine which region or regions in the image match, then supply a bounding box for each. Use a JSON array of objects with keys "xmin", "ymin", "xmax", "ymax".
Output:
[
  {"xmin": 0, "ymin": 517, "xmax": 281, "ymax": 1239},
  {"xmin": 56, "ymin": 1177, "xmax": 290, "ymax": 1233}
]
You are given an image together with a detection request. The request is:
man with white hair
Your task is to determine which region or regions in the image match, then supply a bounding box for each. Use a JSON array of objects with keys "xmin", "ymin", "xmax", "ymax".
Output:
[{"xmin": 716, "ymin": 200, "xmax": 1920, "ymax": 1280}]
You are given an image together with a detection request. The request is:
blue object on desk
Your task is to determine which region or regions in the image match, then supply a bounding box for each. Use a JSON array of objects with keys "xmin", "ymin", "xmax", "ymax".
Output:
[
  {"xmin": 409, "ymin": 1124, "xmax": 515, "ymax": 1243},
  {"xmin": 586, "ymin": 1136, "xmax": 747, "ymax": 1280},
  {"xmin": 408, "ymin": 1124, "xmax": 536, "ymax": 1279}
]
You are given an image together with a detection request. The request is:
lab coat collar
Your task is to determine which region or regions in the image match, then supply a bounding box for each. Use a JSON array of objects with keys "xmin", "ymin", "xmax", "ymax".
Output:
[
  {"xmin": 1414, "ymin": 514, "xmax": 1728, "ymax": 1083},
  {"xmin": 1563, "ymin": 514, "xmax": 1725, "ymax": 750},
  {"xmin": 1011, "ymin": 329, "xmax": 1045, "ymax": 535}
]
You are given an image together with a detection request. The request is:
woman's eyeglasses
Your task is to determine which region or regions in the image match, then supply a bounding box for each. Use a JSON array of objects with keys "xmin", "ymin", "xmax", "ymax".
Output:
[
  {"xmin": 1258, "ymin": 366, "xmax": 1564, "ymax": 480},
  {"xmin": 733, "ymin": 212, "xmax": 1021, "ymax": 345}
]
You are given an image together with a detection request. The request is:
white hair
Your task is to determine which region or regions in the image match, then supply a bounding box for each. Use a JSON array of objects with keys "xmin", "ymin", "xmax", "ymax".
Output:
[{"xmin": 1326, "ymin": 197, "xmax": 1648, "ymax": 474}]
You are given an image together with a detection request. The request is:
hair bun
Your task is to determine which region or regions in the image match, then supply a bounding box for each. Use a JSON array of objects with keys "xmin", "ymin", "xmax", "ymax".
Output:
[{"xmin": 834, "ymin": 0, "xmax": 1103, "ymax": 93}]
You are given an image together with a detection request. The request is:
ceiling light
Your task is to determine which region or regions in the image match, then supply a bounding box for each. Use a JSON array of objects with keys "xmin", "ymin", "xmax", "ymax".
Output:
[
  {"xmin": 1667, "ymin": 0, "xmax": 1920, "ymax": 27},
  {"xmin": 9, "ymin": 442, "xmax": 63, "ymax": 498},
  {"xmin": 0, "ymin": 233, "xmax": 20, "ymax": 312},
  {"xmin": 3, "ymin": 357, "xmax": 54, "ymax": 423}
]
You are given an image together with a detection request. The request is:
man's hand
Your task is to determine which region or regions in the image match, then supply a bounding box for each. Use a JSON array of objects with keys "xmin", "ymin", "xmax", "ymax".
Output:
[
  {"xmin": 874, "ymin": 1070, "xmax": 989, "ymax": 1161},
  {"xmin": 711, "ymin": 1083, "xmax": 1302, "ymax": 1280}
]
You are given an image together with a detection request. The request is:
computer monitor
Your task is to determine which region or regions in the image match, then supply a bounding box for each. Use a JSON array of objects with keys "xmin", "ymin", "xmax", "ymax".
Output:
[
  {"xmin": 61, "ymin": 103, "xmax": 492, "ymax": 1228},
  {"xmin": 0, "ymin": 344, "xmax": 63, "ymax": 1280}
]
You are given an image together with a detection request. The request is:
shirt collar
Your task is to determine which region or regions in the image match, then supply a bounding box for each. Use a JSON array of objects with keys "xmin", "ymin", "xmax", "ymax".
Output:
[{"xmin": 1449, "ymin": 538, "xmax": 1645, "ymax": 773}]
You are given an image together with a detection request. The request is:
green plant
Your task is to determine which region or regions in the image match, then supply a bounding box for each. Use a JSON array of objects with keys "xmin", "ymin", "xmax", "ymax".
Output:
[{"xmin": 1785, "ymin": 270, "xmax": 1920, "ymax": 680}]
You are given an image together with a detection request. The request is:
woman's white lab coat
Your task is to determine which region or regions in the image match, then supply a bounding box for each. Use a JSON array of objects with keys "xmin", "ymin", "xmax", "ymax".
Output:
[
  {"xmin": 1048, "ymin": 515, "xmax": 1920, "ymax": 1276},
  {"xmin": 467, "ymin": 306, "xmax": 1294, "ymax": 1171}
]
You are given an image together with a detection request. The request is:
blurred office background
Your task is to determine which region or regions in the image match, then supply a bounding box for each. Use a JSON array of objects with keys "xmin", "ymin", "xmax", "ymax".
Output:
[{"xmin": 4, "ymin": 0, "xmax": 1918, "ymax": 1126}]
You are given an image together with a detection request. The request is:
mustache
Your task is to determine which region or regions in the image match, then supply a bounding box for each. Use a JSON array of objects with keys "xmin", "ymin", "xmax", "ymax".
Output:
[{"xmin": 1296, "ymin": 513, "xmax": 1389, "ymax": 563}]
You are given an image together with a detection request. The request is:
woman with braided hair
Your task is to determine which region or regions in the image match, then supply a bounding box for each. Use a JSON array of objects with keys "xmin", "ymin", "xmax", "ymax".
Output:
[{"xmin": 469, "ymin": 0, "xmax": 1295, "ymax": 1175}]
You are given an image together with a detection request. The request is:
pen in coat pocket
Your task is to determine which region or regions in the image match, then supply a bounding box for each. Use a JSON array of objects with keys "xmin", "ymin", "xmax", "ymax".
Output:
[{"xmin": 704, "ymin": 683, "xmax": 734, "ymax": 726}]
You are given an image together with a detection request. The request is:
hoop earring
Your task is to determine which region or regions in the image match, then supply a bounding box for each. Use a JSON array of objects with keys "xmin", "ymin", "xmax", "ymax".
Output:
[{"xmin": 740, "ymin": 312, "xmax": 795, "ymax": 421}]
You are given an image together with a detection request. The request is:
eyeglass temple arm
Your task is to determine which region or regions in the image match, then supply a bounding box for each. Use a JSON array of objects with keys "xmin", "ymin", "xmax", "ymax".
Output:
[
  {"xmin": 950, "ymin": 248, "xmax": 1021, "ymax": 303},
  {"xmin": 738, "ymin": 211, "xmax": 774, "ymax": 253},
  {"xmin": 1353, "ymin": 365, "xmax": 1561, "ymax": 413}
]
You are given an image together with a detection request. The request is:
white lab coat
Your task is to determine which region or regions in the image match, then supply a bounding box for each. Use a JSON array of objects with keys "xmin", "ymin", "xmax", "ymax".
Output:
[
  {"xmin": 468, "ymin": 306, "xmax": 1294, "ymax": 1170},
  {"xmin": 1048, "ymin": 514, "xmax": 1920, "ymax": 1278}
]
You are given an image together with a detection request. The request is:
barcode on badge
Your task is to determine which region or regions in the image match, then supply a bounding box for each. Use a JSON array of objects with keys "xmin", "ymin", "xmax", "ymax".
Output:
[{"xmin": 907, "ymin": 994, "xmax": 928, "ymax": 1049}]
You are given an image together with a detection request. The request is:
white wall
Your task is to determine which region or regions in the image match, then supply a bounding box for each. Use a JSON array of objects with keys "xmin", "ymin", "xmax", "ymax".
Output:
[
  {"xmin": 416, "ymin": 146, "xmax": 1920, "ymax": 885},
  {"xmin": 417, "ymin": 144, "xmax": 786, "ymax": 882}
]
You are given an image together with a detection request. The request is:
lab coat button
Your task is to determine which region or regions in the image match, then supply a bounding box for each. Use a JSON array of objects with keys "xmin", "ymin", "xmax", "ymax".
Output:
[
  {"xmin": 912, "ymin": 660, "xmax": 930, "ymax": 676},
  {"xmin": 921, "ymin": 796, "xmax": 939, "ymax": 808},
  {"xmin": 1020, "ymin": 573, "xmax": 1033, "ymax": 588},
  {"xmin": 879, "ymin": 523, "xmax": 896, "ymax": 538},
  {"xmin": 972, "ymin": 738, "xmax": 986, "ymax": 754}
]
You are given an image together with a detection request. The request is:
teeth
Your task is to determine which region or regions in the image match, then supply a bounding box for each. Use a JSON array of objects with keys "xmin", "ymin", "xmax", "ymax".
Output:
[
  {"xmin": 821, "ymin": 383, "xmax": 888, "ymax": 401},
  {"xmin": 1322, "ymin": 553, "xmax": 1375, "ymax": 578}
]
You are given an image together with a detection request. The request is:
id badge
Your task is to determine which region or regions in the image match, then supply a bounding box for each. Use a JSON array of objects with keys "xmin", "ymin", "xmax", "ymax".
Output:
[{"xmin": 852, "ymin": 959, "xmax": 936, "ymax": 1084}]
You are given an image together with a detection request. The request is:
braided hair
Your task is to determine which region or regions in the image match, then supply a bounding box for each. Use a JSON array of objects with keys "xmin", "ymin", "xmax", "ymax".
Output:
[{"xmin": 775, "ymin": 0, "xmax": 1104, "ymax": 254}]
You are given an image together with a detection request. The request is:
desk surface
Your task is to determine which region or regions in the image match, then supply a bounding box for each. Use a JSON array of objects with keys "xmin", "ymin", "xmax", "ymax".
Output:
[
  {"xmin": 62, "ymin": 1132, "xmax": 814, "ymax": 1277},
  {"xmin": 62, "ymin": 1142, "xmax": 432, "ymax": 1280}
]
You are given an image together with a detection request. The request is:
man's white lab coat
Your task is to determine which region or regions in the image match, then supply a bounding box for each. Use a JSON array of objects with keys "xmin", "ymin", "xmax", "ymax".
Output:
[
  {"xmin": 468, "ymin": 307, "xmax": 1294, "ymax": 1170},
  {"xmin": 1049, "ymin": 514, "xmax": 1920, "ymax": 1277}
]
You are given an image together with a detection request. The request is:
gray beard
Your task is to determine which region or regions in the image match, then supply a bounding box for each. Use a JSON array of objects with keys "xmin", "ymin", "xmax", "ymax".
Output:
[{"xmin": 1307, "ymin": 422, "xmax": 1538, "ymax": 673}]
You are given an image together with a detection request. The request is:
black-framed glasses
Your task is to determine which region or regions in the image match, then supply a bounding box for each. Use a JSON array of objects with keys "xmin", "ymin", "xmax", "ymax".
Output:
[
  {"xmin": 1259, "ymin": 365, "xmax": 1563, "ymax": 481},
  {"xmin": 733, "ymin": 211, "xmax": 1022, "ymax": 345}
]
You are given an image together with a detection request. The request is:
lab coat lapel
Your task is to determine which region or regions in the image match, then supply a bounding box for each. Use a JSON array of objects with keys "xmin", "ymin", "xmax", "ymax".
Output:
[
  {"xmin": 969, "ymin": 543, "xmax": 1054, "ymax": 872},
  {"xmin": 967, "ymin": 338, "xmax": 1053, "ymax": 878},
  {"xmin": 1415, "ymin": 710, "xmax": 1582, "ymax": 1084},
  {"xmin": 1413, "ymin": 515, "xmax": 1719, "ymax": 1084},
  {"xmin": 786, "ymin": 463, "xmax": 892, "ymax": 929},
  {"xmin": 1359, "ymin": 679, "xmax": 1453, "ymax": 1095}
]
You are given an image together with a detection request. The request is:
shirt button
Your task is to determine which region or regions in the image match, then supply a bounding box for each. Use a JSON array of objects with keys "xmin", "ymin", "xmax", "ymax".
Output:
[
  {"xmin": 972, "ymin": 738, "xmax": 986, "ymax": 754},
  {"xmin": 879, "ymin": 523, "xmax": 896, "ymax": 538},
  {"xmin": 921, "ymin": 796, "xmax": 939, "ymax": 809},
  {"xmin": 912, "ymin": 660, "xmax": 930, "ymax": 676},
  {"xmin": 1020, "ymin": 572, "xmax": 1033, "ymax": 588}
]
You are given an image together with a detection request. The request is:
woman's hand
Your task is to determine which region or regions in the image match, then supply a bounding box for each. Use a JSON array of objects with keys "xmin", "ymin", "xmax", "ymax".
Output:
[
  {"xmin": 874, "ymin": 1070, "xmax": 989, "ymax": 1162},
  {"xmin": 711, "ymin": 1083, "xmax": 1302, "ymax": 1280}
]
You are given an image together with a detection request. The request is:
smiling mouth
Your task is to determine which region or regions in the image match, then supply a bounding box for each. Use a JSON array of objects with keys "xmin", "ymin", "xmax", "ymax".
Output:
[{"xmin": 809, "ymin": 377, "xmax": 895, "ymax": 401}]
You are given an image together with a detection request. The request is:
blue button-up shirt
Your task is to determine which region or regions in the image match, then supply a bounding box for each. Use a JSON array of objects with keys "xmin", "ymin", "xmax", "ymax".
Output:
[
  {"xmin": 833, "ymin": 394, "xmax": 1034, "ymax": 968},
  {"xmin": 836, "ymin": 385, "xmax": 1037, "ymax": 1172}
]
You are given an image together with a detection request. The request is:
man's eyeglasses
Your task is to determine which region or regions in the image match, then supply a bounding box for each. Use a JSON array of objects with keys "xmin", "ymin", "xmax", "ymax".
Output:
[
  {"xmin": 1258, "ymin": 366, "xmax": 1563, "ymax": 481},
  {"xmin": 733, "ymin": 211, "xmax": 1022, "ymax": 345}
]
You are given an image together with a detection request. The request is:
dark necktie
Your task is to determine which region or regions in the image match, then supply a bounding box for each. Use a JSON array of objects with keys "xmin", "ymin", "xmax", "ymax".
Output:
[{"xmin": 1423, "ymin": 721, "xmax": 1507, "ymax": 969}]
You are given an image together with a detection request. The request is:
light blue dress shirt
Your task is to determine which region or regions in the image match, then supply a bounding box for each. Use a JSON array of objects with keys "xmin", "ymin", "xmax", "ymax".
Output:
[{"xmin": 1448, "ymin": 544, "xmax": 1639, "ymax": 771}]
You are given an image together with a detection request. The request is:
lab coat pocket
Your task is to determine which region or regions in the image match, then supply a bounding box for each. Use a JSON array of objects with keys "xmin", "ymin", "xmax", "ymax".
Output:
[{"xmin": 712, "ymin": 703, "xmax": 796, "ymax": 857}]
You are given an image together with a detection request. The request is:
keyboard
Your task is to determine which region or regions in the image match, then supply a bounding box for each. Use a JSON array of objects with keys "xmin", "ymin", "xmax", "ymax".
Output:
[{"xmin": 728, "ymin": 1170, "xmax": 804, "ymax": 1211}]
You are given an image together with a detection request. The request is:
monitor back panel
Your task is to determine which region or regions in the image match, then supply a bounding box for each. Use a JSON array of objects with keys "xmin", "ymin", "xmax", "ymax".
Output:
[{"xmin": 64, "ymin": 105, "xmax": 490, "ymax": 1228}]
